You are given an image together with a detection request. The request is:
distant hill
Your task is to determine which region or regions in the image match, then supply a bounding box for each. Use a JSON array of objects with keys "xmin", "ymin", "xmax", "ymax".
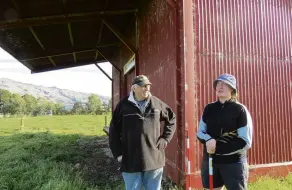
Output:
[{"xmin": 0, "ymin": 78, "xmax": 110, "ymax": 110}]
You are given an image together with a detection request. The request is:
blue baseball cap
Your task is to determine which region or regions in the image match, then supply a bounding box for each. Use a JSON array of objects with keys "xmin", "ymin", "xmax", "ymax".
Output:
[{"xmin": 213, "ymin": 73, "xmax": 237, "ymax": 92}]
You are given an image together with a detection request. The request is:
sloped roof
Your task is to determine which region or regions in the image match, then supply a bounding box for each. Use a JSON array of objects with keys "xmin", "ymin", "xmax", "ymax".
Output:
[{"xmin": 0, "ymin": 0, "xmax": 141, "ymax": 73}]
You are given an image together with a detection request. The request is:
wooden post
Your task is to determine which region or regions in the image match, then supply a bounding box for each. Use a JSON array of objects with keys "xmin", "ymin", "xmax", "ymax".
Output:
[
  {"xmin": 20, "ymin": 117, "xmax": 24, "ymax": 131},
  {"xmin": 105, "ymin": 115, "xmax": 108, "ymax": 126}
]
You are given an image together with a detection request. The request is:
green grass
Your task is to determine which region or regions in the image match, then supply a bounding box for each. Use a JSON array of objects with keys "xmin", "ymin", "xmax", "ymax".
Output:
[
  {"xmin": 0, "ymin": 115, "xmax": 111, "ymax": 136},
  {"xmin": 248, "ymin": 174, "xmax": 292, "ymax": 190},
  {"xmin": 0, "ymin": 115, "xmax": 124, "ymax": 190}
]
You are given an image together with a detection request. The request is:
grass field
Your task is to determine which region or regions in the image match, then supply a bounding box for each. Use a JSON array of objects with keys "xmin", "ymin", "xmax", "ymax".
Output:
[
  {"xmin": 0, "ymin": 115, "xmax": 111, "ymax": 136},
  {"xmin": 248, "ymin": 174, "xmax": 292, "ymax": 190},
  {"xmin": 0, "ymin": 115, "xmax": 291, "ymax": 190},
  {"xmin": 0, "ymin": 115, "xmax": 125, "ymax": 190}
]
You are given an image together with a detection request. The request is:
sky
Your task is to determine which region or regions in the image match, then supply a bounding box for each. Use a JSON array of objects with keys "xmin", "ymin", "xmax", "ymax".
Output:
[{"xmin": 0, "ymin": 47, "xmax": 112, "ymax": 97}]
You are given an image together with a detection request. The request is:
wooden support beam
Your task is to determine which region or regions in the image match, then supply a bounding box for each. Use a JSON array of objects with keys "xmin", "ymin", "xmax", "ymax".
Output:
[
  {"xmin": 101, "ymin": 19, "xmax": 137, "ymax": 53},
  {"xmin": 20, "ymin": 43, "xmax": 119, "ymax": 61},
  {"xmin": 104, "ymin": 0, "xmax": 109, "ymax": 8},
  {"xmin": 93, "ymin": 0, "xmax": 108, "ymax": 62},
  {"xmin": 111, "ymin": 14, "xmax": 136, "ymax": 61},
  {"xmin": 60, "ymin": 0, "xmax": 68, "ymax": 16},
  {"xmin": 96, "ymin": 49, "xmax": 107, "ymax": 60},
  {"xmin": 68, "ymin": 23, "xmax": 74, "ymax": 46},
  {"xmin": 98, "ymin": 0, "xmax": 108, "ymax": 44},
  {"xmin": 0, "ymin": 9, "xmax": 138, "ymax": 29},
  {"xmin": 29, "ymin": 27, "xmax": 45, "ymax": 50},
  {"xmin": 95, "ymin": 50, "xmax": 99, "ymax": 60},
  {"xmin": 11, "ymin": 0, "xmax": 21, "ymax": 12},
  {"xmin": 96, "ymin": 49, "xmax": 121, "ymax": 72},
  {"xmin": 95, "ymin": 63, "xmax": 112, "ymax": 81},
  {"xmin": 32, "ymin": 60, "xmax": 106, "ymax": 73},
  {"xmin": 73, "ymin": 53, "xmax": 77, "ymax": 64},
  {"xmin": 98, "ymin": 22, "xmax": 104, "ymax": 44},
  {"xmin": 67, "ymin": 22, "xmax": 77, "ymax": 64},
  {"xmin": 48, "ymin": 57, "xmax": 56, "ymax": 66},
  {"xmin": 21, "ymin": 49, "xmax": 95, "ymax": 62},
  {"xmin": 93, "ymin": 19, "xmax": 104, "ymax": 61},
  {"xmin": 62, "ymin": 0, "xmax": 67, "ymax": 8}
]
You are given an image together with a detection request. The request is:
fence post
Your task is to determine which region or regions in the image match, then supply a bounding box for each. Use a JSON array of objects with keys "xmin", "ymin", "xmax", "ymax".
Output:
[
  {"xmin": 105, "ymin": 115, "xmax": 108, "ymax": 126},
  {"xmin": 20, "ymin": 117, "xmax": 24, "ymax": 131}
]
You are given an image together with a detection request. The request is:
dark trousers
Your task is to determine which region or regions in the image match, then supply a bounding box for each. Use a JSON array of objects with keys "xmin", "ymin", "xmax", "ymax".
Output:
[{"xmin": 201, "ymin": 160, "xmax": 249, "ymax": 190}]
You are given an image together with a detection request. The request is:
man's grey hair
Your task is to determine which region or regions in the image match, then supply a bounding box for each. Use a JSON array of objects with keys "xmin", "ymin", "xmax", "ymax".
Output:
[{"xmin": 131, "ymin": 84, "xmax": 138, "ymax": 91}]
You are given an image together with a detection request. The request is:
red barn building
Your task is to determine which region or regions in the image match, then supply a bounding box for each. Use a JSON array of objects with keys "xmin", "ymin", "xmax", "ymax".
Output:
[{"xmin": 0, "ymin": 0, "xmax": 291, "ymax": 189}]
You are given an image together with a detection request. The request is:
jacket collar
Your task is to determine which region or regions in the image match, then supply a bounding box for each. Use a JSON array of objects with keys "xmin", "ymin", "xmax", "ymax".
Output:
[
  {"xmin": 216, "ymin": 98, "xmax": 235, "ymax": 105},
  {"xmin": 128, "ymin": 91, "xmax": 152, "ymax": 111}
]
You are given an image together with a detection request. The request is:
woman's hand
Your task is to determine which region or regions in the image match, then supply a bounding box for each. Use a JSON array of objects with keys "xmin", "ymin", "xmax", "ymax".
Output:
[{"xmin": 206, "ymin": 139, "xmax": 216, "ymax": 154}]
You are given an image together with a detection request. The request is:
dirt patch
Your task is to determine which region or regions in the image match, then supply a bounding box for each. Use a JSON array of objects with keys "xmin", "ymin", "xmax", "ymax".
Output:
[
  {"xmin": 74, "ymin": 135, "xmax": 182, "ymax": 189},
  {"xmin": 74, "ymin": 136, "xmax": 123, "ymax": 188}
]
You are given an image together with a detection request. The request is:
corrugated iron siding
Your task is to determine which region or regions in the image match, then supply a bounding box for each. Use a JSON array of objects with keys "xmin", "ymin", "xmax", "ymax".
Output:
[{"xmin": 193, "ymin": 0, "xmax": 292, "ymax": 172}]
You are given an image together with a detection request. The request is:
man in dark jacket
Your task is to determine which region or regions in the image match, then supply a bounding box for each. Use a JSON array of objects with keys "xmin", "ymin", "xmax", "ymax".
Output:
[{"xmin": 109, "ymin": 75, "xmax": 176, "ymax": 190}]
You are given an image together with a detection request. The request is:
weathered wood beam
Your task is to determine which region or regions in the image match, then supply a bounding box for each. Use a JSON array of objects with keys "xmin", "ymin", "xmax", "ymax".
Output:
[
  {"xmin": 11, "ymin": 0, "xmax": 21, "ymax": 12},
  {"xmin": 20, "ymin": 43, "xmax": 119, "ymax": 61},
  {"xmin": 95, "ymin": 49, "xmax": 121, "ymax": 72},
  {"xmin": 29, "ymin": 27, "xmax": 45, "ymax": 50},
  {"xmin": 73, "ymin": 53, "xmax": 77, "ymax": 64},
  {"xmin": 68, "ymin": 23, "xmax": 74, "ymax": 46},
  {"xmin": 0, "ymin": 9, "xmax": 138, "ymax": 29},
  {"xmin": 101, "ymin": 18, "xmax": 137, "ymax": 53},
  {"xmin": 94, "ymin": 19, "xmax": 104, "ymax": 61},
  {"xmin": 95, "ymin": 50, "xmax": 99, "ymax": 60},
  {"xmin": 48, "ymin": 56, "xmax": 56, "ymax": 66},
  {"xmin": 95, "ymin": 63, "xmax": 112, "ymax": 81},
  {"xmin": 98, "ymin": 22, "xmax": 104, "ymax": 44},
  {"xmin": 62, "ymin": 0, "xmax": 67, "ymax": 8},
  {"xmin": 31, "ymin": 60, "xmax": 106, "ymax": 73}
]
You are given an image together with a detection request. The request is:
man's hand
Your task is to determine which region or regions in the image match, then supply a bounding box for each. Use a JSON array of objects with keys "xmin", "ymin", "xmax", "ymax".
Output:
[
  {"xmin": 206, "ymin": 139, "xmax": 216, "ymax": 154},
  {"xmin": 156, "ymin": 138, "xmax": 168, "ymax": 150},
  {"xmin": 117, "ymin": 155, "xmax": 122, "ymax": 162}
]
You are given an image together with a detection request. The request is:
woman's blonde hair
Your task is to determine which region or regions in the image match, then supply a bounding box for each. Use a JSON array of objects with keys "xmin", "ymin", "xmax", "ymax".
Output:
[{"xmin": 231, "ymin": 89, "xmax": 238, "ymax": 101}]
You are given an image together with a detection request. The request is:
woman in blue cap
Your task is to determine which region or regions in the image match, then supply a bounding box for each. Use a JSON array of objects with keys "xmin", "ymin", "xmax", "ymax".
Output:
[{"xmin": 197, "ymin": 73, "xmax": 253, "ymax": 190}]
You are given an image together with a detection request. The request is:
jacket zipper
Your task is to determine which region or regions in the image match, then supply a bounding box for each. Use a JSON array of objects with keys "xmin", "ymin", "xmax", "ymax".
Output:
[{"xmin": 220, "ymin": 104, "xmax": 224, "ymax": 135}]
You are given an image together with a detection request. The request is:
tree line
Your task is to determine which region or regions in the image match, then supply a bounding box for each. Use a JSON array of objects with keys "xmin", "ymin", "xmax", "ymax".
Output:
[{"xmin": 0, "ymin": 89, "xmax": 111, "ymax": 116}]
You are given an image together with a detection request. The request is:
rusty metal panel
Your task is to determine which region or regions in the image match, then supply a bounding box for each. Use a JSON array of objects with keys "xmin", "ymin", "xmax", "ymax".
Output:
[
  {"xmin": 193, "ymin": 0, "xmax": 292, "ymax": 177},
  {"xmin": 139, "ymin": 0, "xmax": 182, "ymax": 183}
]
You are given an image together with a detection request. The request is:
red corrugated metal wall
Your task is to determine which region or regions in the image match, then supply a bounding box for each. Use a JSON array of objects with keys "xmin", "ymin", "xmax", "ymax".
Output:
[
  {"xmin": 139, "ymin": 0, "xmax": 183, "ymax": 183},
  {"xmin": 112, "ymin": 0, "xmax": 291, "ymax": 188},
  {"xmin": 193, "ymin": 0, "xmax": 292, "ymax": 175}
]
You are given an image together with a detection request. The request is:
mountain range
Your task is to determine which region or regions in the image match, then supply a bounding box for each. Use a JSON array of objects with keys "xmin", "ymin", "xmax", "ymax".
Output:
[{"xmin": 0, "ymin": 78, "xmax": 110, "ymax": 109}]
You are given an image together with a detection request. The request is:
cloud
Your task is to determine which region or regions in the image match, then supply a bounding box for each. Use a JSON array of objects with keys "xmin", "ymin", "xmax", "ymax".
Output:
[
  {"xmin": 0, "ymin": 68, "xmax": 30, "ymax": 73},
  {"xmin": 0, "ymin": 47, "xmax": 112, "ymax": 96}
]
